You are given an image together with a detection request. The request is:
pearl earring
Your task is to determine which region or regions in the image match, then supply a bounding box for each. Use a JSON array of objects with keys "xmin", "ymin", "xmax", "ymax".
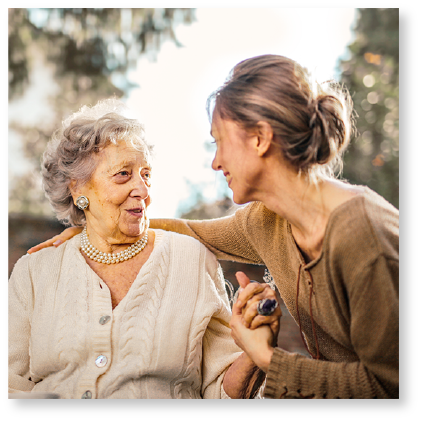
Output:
[{"xmin": 76, "ymin": 195, "xmax": 89, "ymax": 210}]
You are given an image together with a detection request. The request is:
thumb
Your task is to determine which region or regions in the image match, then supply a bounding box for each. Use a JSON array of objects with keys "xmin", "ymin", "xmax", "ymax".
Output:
[
  {"xmin": 235, "ymin": 271, "xmax": 251, "ymax": 290},
  {"xmin": 231, "ymin": 301, "xmax": 243, "ymax": 317}
]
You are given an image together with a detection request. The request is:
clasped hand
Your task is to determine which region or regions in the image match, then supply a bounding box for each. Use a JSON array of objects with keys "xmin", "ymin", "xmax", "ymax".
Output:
[{"xmin": 229, "ymin": 272, "xmax": 282, "ymax": 373}]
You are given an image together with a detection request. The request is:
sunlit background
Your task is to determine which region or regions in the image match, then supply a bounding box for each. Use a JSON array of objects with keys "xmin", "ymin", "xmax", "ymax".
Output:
[
  {"xmin": 7, "ymin": 5, "xmax": 400, "ymax": 298},
  {"xmin": 9, "ymin": 8, "xmax": 399, "ymax": 223}
]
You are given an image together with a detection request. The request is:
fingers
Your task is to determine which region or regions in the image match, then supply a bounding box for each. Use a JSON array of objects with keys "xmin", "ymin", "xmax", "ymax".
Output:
[
  {"xmin": 243, "ymin": 300, "xmax": 282, "ymax": 328},
  {"xmin": 61, "ymin": 226, "xmax": 84, "ymax": 239},
  {"xmin": 235, "ymin": 281, "xmax": 267, "ymax": 308},
  {"xmin": 27, "ymin": 236, "xmax": 61, "ymax": 254},
  {"xmin": 236, "ymin": 281, "xmax": 277, "ymax": 313},
  {"xmin": 232, "ymin": 272, "xmax": 281, "ymax": 343},
  {"xmin": 27, "ymin": 226, "xmax": 83, "ymax": 254},
  {"xmin": 246, "ymin": 304, "xmax": 282, "ymax": 326},
  {"xmin": 231, "ymin": 299, "xmax": 243, "ymax": 317},
  {"xmin": 234, "ymin": 281, "xmax": 281, "ymax": 336},
  {"xmin": 240, "ymin": 305, "xmax": 281, "ymax": 344},
  {"xmin": 235, "ymin": 271, "xmax": 251, "ymax": 290}
]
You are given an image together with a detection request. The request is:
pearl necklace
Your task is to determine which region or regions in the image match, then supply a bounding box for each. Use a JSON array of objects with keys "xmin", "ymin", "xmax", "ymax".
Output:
[{"xmin": 80, "ymin": 226, "xmax": 148, "ymax": 264}]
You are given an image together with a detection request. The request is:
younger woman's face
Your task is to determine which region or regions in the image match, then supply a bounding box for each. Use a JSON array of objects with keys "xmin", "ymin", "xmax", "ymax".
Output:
[{"xmin": 210, "ymin": 113, "xmax": 262, "ymax": 204}]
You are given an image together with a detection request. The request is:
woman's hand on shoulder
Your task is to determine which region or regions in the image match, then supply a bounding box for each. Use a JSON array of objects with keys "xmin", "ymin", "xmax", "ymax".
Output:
[{"xmin": 27, "ymin": 226, "xmax": 83, "ymax": 254}]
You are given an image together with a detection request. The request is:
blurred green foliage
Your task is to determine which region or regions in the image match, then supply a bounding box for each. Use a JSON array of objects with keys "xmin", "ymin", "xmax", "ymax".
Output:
[
  {"xmin": 180, "ymin": 8, "xmax": 399, "ymax": 220},
  {"xmin": 8, "ymin": 8, "xmax": 195, "ymax": 215},
  {"xmin": 9, "ymin": 8, "xmax": 399, "ymax": 216},
  {"xmin": 339, "ymin": 8, "xmax": 399, "ymax": 208},
  {"xmin": 9, "ymin": 8, "xmax": 195, "ymax": 100}
]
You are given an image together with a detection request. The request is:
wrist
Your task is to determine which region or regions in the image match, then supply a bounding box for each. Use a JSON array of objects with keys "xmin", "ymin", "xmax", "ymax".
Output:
[
  {"xmin": 240, "ymin": 351, "xmax": 258, "ymax": 368},
  {"xmin": 251, "ymin": 345, "xmax": 274, "ymax": 373}
]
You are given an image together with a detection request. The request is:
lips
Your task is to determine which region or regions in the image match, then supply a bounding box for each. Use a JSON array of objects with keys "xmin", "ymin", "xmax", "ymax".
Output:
[
  {"xmin": 126, "ymin": 208, "xmax": 144, "ymax": 217},
  {"xmin": 223, "ymin": 172, "xmax": 232, "ymax": 187}
]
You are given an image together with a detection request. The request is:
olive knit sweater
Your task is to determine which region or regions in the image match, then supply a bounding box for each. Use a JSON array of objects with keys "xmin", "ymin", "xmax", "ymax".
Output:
[{"xmin": 150, "ymin": 187, "xmax": 399, "ymax": 398}]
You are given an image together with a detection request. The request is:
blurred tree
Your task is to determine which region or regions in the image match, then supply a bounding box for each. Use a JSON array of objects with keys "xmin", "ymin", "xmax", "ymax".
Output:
[
  {"xmin": 180, "ymin": 196, "xmax": 239, "ymax": 220},
  {"xmin": 9, "ymin": 8, "xmax": 195, "ymax": 100},
  {"xmin": 8, "ymin": 8, "xmax": 195, "ymax": 215},
  {"xmin": 339, "ymin": 8, "xmax": 399, "ymax": 208}
]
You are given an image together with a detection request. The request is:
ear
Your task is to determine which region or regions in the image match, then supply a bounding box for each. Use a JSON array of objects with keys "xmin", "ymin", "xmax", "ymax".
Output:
[
  {"xmin": 255, "ymin": 121, "xmax": 273, "ymax": 157},
  {"xmin": 69, "ymin": 180, "xmax": 82, "ymax": 203}
]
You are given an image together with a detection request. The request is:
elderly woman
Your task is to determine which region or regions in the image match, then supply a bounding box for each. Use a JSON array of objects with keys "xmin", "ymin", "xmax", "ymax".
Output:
[{"xmin": 9, "ymin": 98, "xmax": 270, "ymax": 399}]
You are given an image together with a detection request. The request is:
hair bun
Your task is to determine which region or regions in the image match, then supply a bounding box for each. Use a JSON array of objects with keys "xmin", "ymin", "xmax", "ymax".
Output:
[{"xmin": 309, "ymin": 99, "xmax": 321, "ymax": 129}]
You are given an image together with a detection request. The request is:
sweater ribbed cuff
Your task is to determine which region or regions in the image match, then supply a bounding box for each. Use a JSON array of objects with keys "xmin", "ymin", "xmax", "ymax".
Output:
[
  {"xmin": 263, "ymin": 347, "xmax": 296, "ymax": 399},
  {"xmin": 264, "ymin": 348, "xmax": 285, "ymax": 399}
]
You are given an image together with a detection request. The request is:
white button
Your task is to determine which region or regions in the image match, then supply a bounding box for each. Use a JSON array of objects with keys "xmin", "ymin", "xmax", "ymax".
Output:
[
  {"xmin": 81, "ymin": 390, "xmax": 92, "ymax": 399},
  {"xmin": 99, "ymin": 315, "xmax": 111, "ymax": 325},
  {"xmin": 95, "ymin": 355, "xmax": 108, "ymax": 368}
]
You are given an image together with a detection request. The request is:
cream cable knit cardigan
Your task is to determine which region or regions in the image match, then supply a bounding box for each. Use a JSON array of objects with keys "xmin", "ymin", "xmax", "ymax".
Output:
[{"xmin": 9, "ymin": 229, "xmax": 243, "ymax": 399}]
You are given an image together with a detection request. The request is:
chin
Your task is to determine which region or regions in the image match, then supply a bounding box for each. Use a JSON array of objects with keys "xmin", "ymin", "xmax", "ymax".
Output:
[
  {"xmin": 232, "ymin": 197, "xmax": 247, "ymax": 205},
  {"xmin": 121, "ymin": 222, "xmax": 147, "ymax": 239},
  {"xmin": 232, "ymin": 190, "xmax": 250, "ymax": 206}
]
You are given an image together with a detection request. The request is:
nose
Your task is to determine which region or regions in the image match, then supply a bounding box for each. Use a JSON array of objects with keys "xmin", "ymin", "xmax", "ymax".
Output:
[
  {"xmin": 130, "ymin": 174, "xmax": 149, "ymax": 200},
  {"xmin": 212, "ymin": 152, "xmax": 221, "ymax": 172}
]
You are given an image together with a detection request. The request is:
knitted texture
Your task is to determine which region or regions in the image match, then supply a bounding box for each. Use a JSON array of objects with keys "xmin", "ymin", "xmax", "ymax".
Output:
[
  {"xmin": 150, "ymin": 187, "xmax": 399, "ymax": 398},
  {"xmin": 9, "ymin": 230, "xmax": 243, "ymax": 399}
]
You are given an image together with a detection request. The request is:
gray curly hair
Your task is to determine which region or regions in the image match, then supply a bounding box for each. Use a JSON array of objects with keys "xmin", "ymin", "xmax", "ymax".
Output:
[{"xmin": 42, "ymin": 98, "xmax": 152, "ymax": 227}]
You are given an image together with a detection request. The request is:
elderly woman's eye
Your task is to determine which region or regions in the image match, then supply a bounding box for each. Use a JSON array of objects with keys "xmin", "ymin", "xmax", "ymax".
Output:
[
  {"xmin": 142, "ymin": 172, "xmax": 152, "ymax": 186},
  {"xmin": 117, "ymin": 171, "xmax": 130, "ymax": 176}
]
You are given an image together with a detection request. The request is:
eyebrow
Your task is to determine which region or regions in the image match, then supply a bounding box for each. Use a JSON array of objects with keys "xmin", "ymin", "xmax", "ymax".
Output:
[{"xmin": 108, "ymin": 160, "xmax": 152, "ymax": 173}]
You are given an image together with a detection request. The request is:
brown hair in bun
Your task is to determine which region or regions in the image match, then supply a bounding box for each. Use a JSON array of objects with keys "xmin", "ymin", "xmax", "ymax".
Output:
[{"xmin": 208, "ymin": 54, "xmax": 355, "ymax": 180}]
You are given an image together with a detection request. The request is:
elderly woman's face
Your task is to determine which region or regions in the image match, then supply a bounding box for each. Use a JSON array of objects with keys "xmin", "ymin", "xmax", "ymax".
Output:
[{"xmin": 76, "ymin": 141, "xmax": 152, "ymax": 242}]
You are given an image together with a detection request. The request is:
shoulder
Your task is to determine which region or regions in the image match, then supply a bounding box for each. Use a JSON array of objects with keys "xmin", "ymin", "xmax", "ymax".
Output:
[
  {"xmin": 9, "ymin": 236, "xmax": 80, "ymax": 306},
  {"xmin": 153, "ymin": 228, "xmax": 218, "ymax": 262},
  {"xmin": 359, "ymin": 188, "xmax": 399, "ymax": 258},
  {"xmin": 234, "ymin": 201, "xmax": 287, "ymax": 232},
  {"xmin": 325, "ymin": 187, "xmax": 399, "ymax": 264},
  {"xmin": 10, "ymin": 235, "xmax": 81, "ymax": 283},
  {"xmin": 154, "ymin": 228, "xmax": 210, "ymax": 250},
  {"xmin": 153, "ymin": 228, "xmax": 222, "ymax": 278}
]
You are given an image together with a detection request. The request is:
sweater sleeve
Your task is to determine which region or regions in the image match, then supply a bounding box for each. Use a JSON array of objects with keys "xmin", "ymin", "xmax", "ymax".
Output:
[
  {"xmin": 199, "ymin": 248, "xmax": 245, "ymax": 399},
  {"xmin": 264, "ymin": 253, "xmax": 399, "ymax": 399},
  {"xmin": 150, "ymin": 204, "xmax": 263, "ymax": 265},
  {"xmin": 8, "ymin": 255, "xmax": 36, "ymax": 393}
]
